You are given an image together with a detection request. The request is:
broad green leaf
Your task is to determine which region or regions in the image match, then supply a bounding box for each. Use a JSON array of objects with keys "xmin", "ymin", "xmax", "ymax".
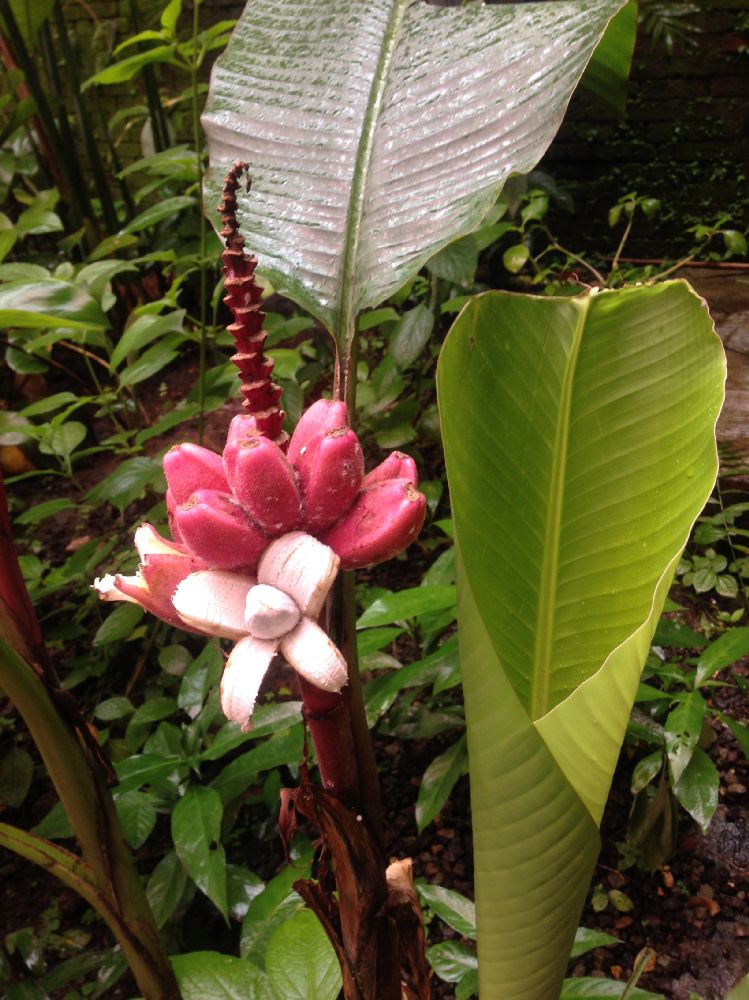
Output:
[
  {"xmin": 203, "ymin": 0, "xmax": 624, "ymax": 345},
  {"xmin": 357, "ymin": 585, "xmax": 456, "ymax": 628},
  {"xmin": 265, "ymin": 909, "xmax": 342, "ymax": 1000},
  {"xmin": 437, "ymin": 281, "xmax": 724, "ymax": 1000},
  {"xmin": 427, "ymin": 236, "xmax": 479, "ymax": 287},
  {"xmin": 695, "ymin": 626, "xmax": 749, "ymax": 687},
  {"xmin": 114, "ymin": 753, "xmax": 183, "ymax": 795},
  {"xmin": 172, "ymin": 786, "xmax": 228, "ymax": 919},
  {"xmin": 172, "ymin": 952, "xmax": 273, "ymax": 1000},
  {"xmin": 226, "ymin": 864, "xmax": 264, "ymax": 921},
  {"xmin": 416, "ymin": 882, "xmax": 476, "ymax": 940},
  {"xmin": 118, "ymin": 334, "xmax": 182, "ymax": 386},
  {"xmin": 0, "ymin": 280, "xmax": 107, "ymax": 330},
  {"xmin": 94, "ymin": 696, "xmax": 135, "ymax": 721},
  {"xmin": 652, "ymin": 617, "xmax": 707, "ymax": 649},
  {"xmin": 415, "ymin": 735, "xmax": 467, "ymax": 832},
  {"xmin": 579, "ymin": 0, "xmax": 637, "ymax": 116}
]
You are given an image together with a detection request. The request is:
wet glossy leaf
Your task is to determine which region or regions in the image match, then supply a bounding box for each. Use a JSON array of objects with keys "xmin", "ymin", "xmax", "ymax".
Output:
[
  {"xmin": 0, "ymin": 279, "xmax": 106, "ymax": 329},
  {"xmin": 122, "ymin": 195, "xmax": 196, "ymax": 233}
]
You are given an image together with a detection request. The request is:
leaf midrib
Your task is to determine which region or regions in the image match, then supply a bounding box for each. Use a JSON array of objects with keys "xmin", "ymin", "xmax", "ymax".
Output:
[
  {"xmin": 530, "ymin": 297, "xmax": 590, "ymax": 720},
  {"xmin": 334, "ymin": 0, "xmax": 410, "ymax": 350}
]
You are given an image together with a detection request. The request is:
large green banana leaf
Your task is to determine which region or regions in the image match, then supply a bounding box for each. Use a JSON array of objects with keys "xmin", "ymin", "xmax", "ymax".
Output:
[
  {"xmin": 437, "ymin": 281, "xmax": 725, "ymax": 1000},
  {"xmin": 202, "ymin": 0, "xmax": 624, "ymax": 348}
]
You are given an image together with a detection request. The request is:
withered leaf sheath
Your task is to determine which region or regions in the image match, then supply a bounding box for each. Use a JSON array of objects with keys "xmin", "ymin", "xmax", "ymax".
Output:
[{"xmin": 218, "ymin": 161, "xmax": 286, "ymax": 446}]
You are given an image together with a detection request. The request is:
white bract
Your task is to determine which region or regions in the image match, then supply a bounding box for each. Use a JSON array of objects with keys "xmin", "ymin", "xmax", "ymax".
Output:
[{"xmin": 172, "ymin": 531, "xmax": 347, "ymax": 731}]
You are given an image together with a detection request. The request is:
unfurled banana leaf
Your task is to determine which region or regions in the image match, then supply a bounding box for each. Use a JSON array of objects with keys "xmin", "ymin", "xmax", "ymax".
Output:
[
  {"xmin": 202, "ymin": 0, "xmax": 624, "ymax": 348},
  {"xmin": 437, "ymin": 281, "xmax": 725, "ymax": 1000}
]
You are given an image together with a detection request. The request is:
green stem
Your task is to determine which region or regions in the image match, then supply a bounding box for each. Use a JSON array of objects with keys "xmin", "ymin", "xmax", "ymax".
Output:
[{"xmin": 190, "ymin": 0, "xmax": 208, "ymax": 445}]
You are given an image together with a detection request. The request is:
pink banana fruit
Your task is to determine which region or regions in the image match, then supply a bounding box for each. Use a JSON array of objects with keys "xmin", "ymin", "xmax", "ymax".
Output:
[
  {"xmin": 164, "ymin": 443, "xmax": 229, "ymax": 504},
  {"xmin": 319, "ymin": 478, "xmax": 426, "ymax": 569},
  {"xmin": 174, "ymin": 489, "xmax": 269, "ymax": 570},
  {"xmin": 295, "ymin": 426, "xmax": 364, "ymax": 532},
  {"xmin": 363, "ymin": 451, "xmax": 418, "ymax": 488},
  {"xmin": 227, "ymin": 435, "xmax": 302, "ymax": 534},
  {"xmin": 287, "ymin": 398, "xmax": 348, "ymax": 465}
]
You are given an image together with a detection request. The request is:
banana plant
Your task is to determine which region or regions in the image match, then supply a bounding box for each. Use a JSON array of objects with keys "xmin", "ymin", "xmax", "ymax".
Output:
[{"xmin": 437, "ymin": 281, "xmax": 725, "ymax": 999}]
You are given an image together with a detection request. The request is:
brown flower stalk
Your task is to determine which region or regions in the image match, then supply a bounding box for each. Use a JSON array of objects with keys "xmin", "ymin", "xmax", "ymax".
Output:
[{"xmin": 218, "ymin": 161, "xmax": 286, "ymax": 446}]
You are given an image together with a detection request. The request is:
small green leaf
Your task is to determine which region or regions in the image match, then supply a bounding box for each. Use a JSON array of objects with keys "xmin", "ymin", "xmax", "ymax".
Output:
[
  {"xmin": 674, "ymin": 746, "xmax": 719, "ymax": 832},
  {"xmin": 570, "ymin": 927, "xmax": 621, "ymax": 959},
  {"xmin": 115, "ymin": 789, "xmax": 157, "ymax": 849},
  {"xmin": 631, "ymin": 751, "xmax": 663, "ymax": 794},
  {"xmin": 427, "ymin": 235, "xmax": 479, "ymax": 286},
  {"xmin": 14, "ymin": 498, "xmax": 75, "ymax": 524},
  {"xmin": 86, "ymin": 456, "xmax": 164, "ymax": 514},
  {"xmin": 0, "ymin": 747, "xmax": 34, "ymax": 808},
  {"xmin": 118, "ymin": 335, "xmax": 182, "ymax": 386},
  {"xmin": 608, "ymin": 889, "xmax": 634, "ymax": 913},
  {"xmin": 265, "ymin": 909, "xmax": 342, "ymax": 1000},
  {"xmin": 94, "ymin": 603, "xmax": 144, "ymax": 646},
  {"xmin": 85, "ymin": 45, "xmax": 179, "ymax": 88},
  {"xmin": 560, "ymin": 979, "xmax": 663, "ymax": 999},
  {"xmin": 240, "ymin": 859, "xmax": 311, "ymax": 963},
  {"xmin": 426, "ymin": 941, "xmax": 478, "ymax": 983},
  {"xmin": 226, "ymin": 864, "xmax": 264, "ymax": 921},
  {"xmin": 172, "ymin": 952, "xmax": 274, "ymax": 1000},
  {"xmin": 416, "ymin": 882, "xmax": 475, "ymax": 939},
  {"xmin": 110, "ymin": 310, "xmax": 186, "ymax": 368},
  {"xmin": 416, "ymin": 735, "xmax": 468, "ymax": 832},
  {"xmin": 390, "ymin": 304, "xmax": 433, "ymax": 369},
  {"xmin": 502, "ymin": 243, "xmax": 530, "ymax": 274},
  {"xmin": 146, "ymin": 850, "xmax": 189, "ymax": 928},
  {"xmin": 695, "ymin": 627, "xmax": 749, "ymax": 687},
  {"xmin": 38, "ymin": 421, "xmax": 86, "ymax": 463},
  {"xmin": 172, "ymin": 786, "xmax": 228, "ymax": 919},
  {"xmin": 357, "ymin": 585, "xmax": 457, "ymax": 628},
  {"xmin": 95, "ymin": 696, "xmax": 135, "ymax": 721},
  {"xmin": 123, "ymin": 195, "xmax": 196, "ymax": 233},
  {"xmin": 653, "ymin": 618, "xmax": 707, "ymax": 649},
  {"xmin": 211, "ymin": 726, "xmax": 304, "ymax": 804}
]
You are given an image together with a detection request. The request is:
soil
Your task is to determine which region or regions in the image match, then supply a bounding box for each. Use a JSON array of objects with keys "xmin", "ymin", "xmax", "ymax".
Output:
[{"xmin": 1, "ymin": 269, "xmax": 749, "ymax": 998}]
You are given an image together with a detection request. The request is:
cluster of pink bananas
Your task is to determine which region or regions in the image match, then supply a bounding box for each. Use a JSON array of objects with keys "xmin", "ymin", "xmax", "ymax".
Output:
[
  {"xmin": 163, "ymin": 398, "xmax": 425, "ymax": 572},
  {"xmin": 94, "ymin": 399, "xmax": 425, "ymax": 729}
]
